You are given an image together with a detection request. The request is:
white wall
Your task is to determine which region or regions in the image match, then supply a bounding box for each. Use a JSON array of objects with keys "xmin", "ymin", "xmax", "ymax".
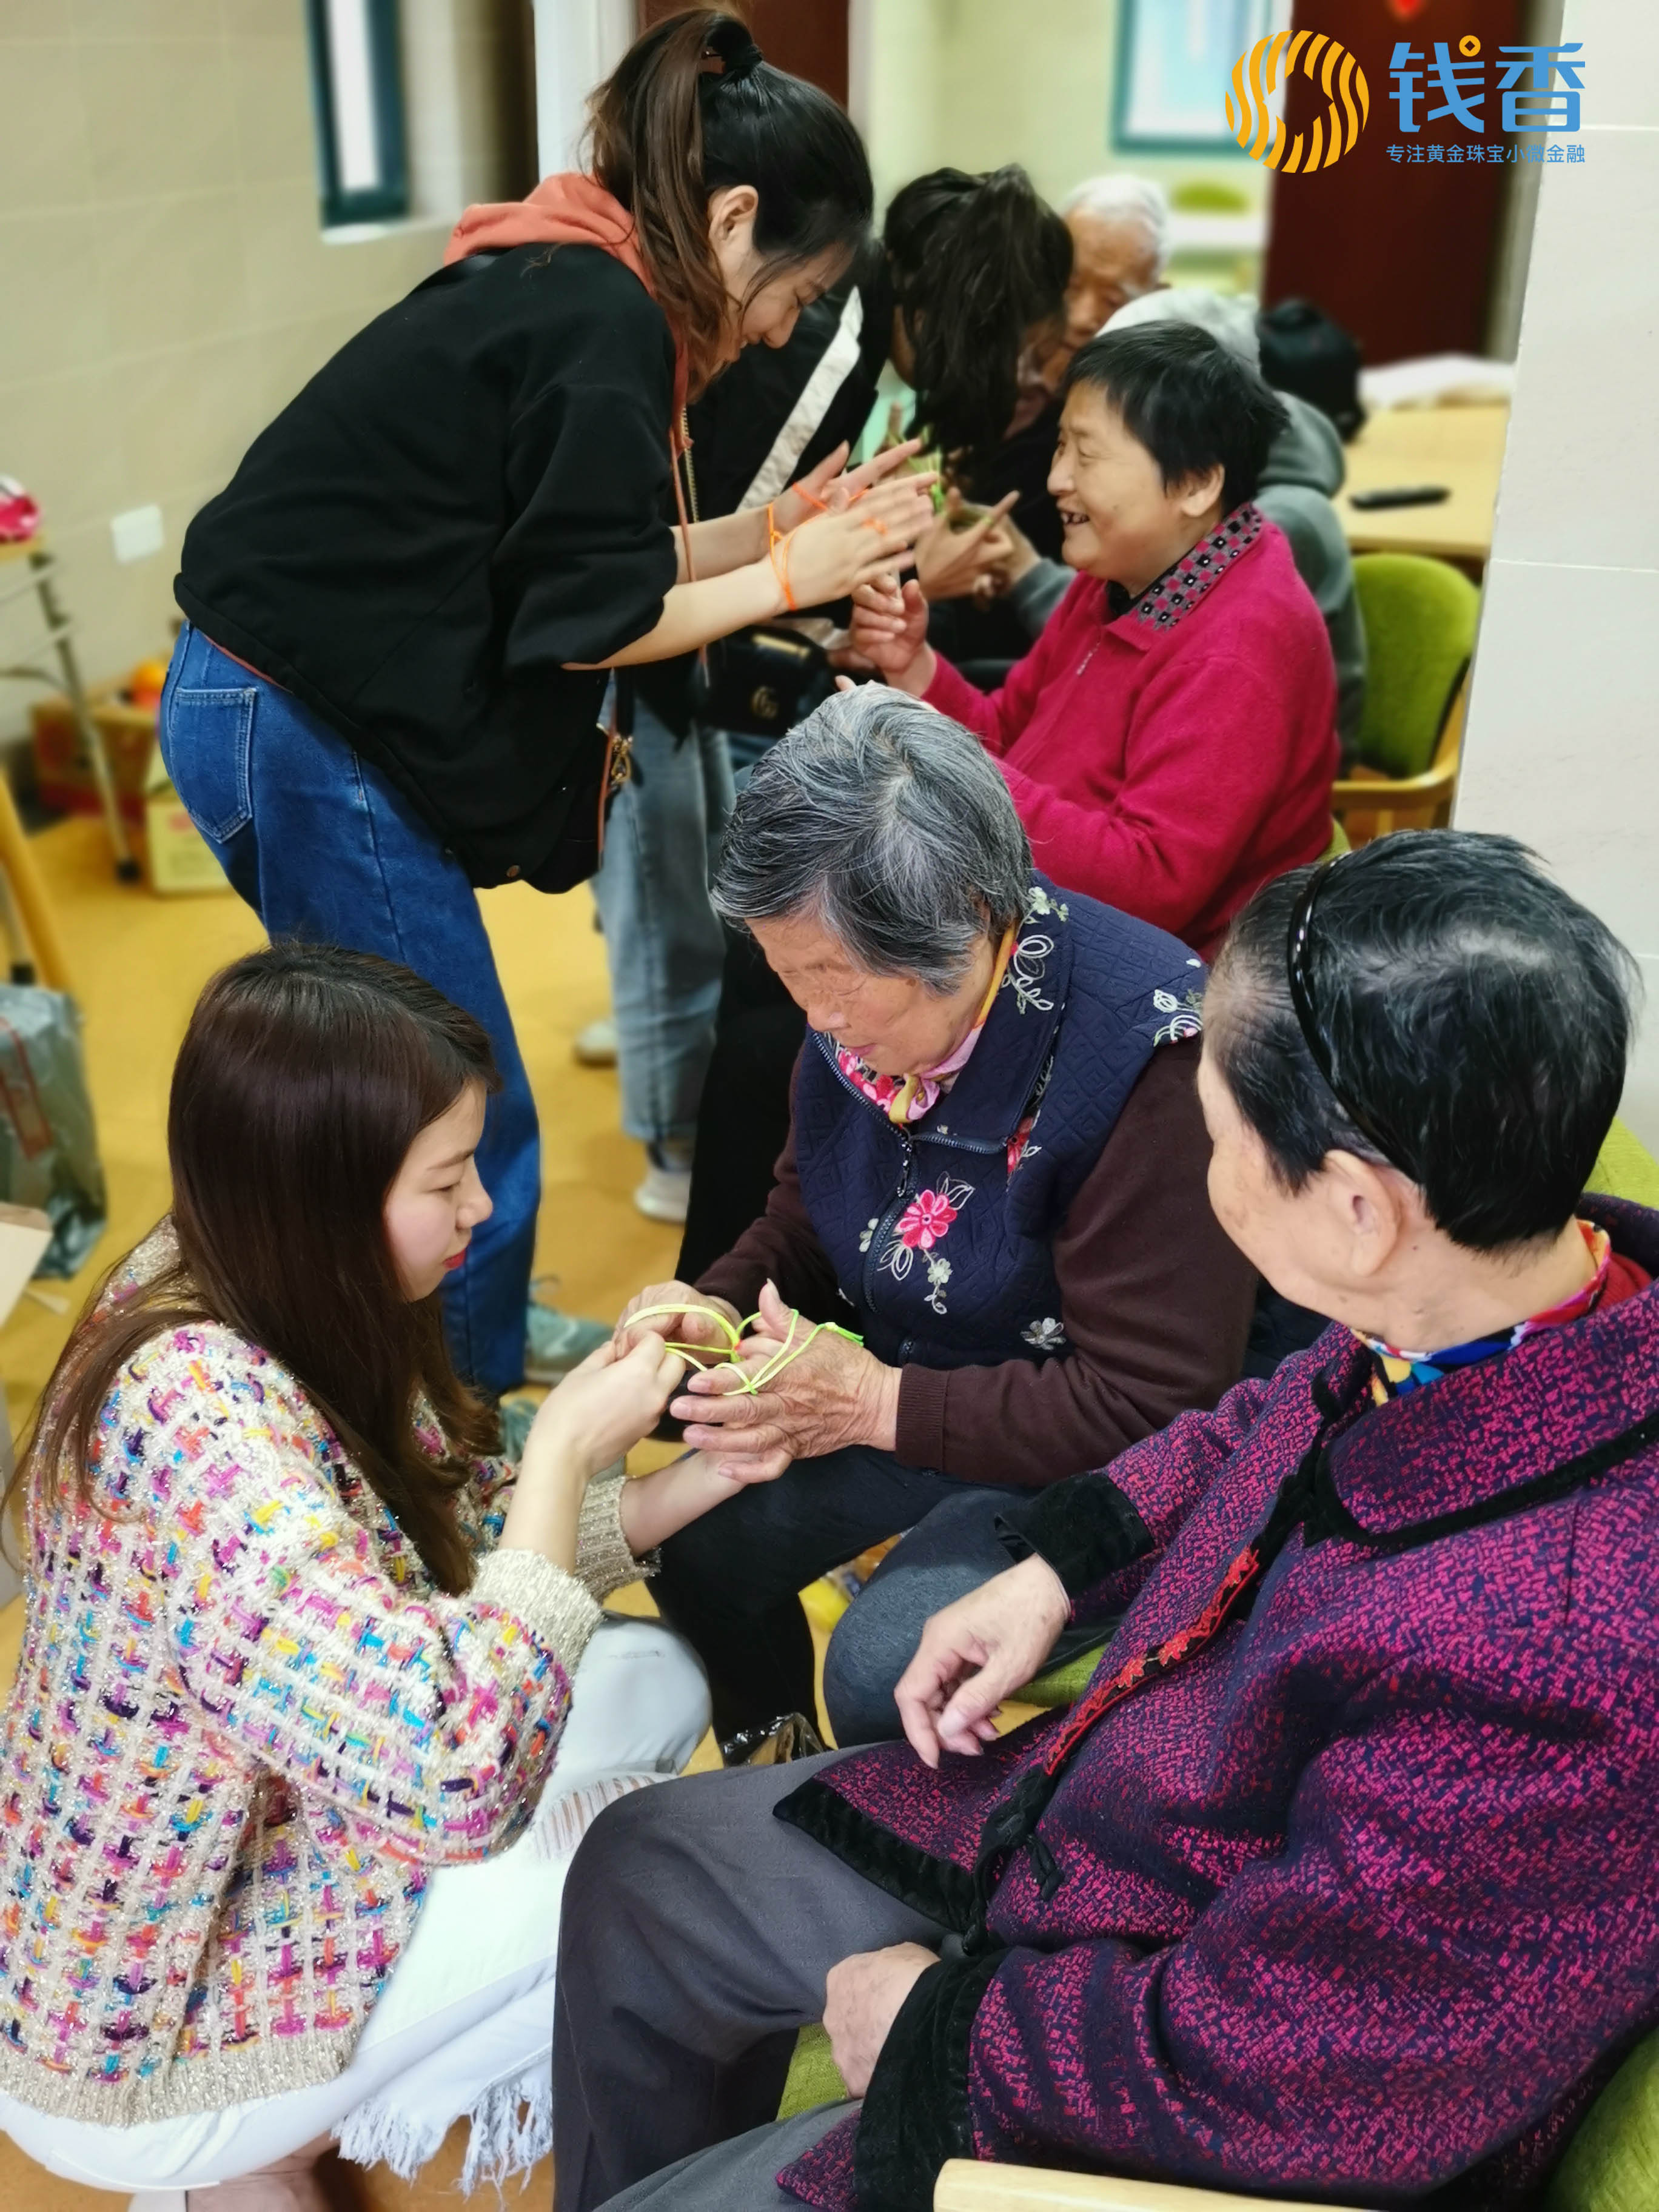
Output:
[
  {"xmin": 0, "ymin": 1, "xmax": 516, "ymax": 745},
  {"xmin": 531, "ymin": 0, "xmax": 632, "ymax": 175},
  {"xmin": 1455, "ymin": 0, "xmax": 1659, "ymax": 1145},
  {"xmin": 857, "ymin": 0, "xmax": 1270, "ymax": 220}
]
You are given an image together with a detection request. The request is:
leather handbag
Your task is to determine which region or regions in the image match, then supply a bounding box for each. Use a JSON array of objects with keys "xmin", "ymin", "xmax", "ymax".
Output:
[
  {"xmin": 676, "ymin": 417, "xmax": 836, "ymax": 743},
  {"xmin": 689, "ymin": 623, "xmax": 836, "ymax": 740}
]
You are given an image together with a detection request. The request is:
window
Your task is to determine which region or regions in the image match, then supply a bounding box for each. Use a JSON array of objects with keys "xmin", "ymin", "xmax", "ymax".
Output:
[{"xmin": 307, "ymin": 0, "xmax": 409, "ymax": 228}]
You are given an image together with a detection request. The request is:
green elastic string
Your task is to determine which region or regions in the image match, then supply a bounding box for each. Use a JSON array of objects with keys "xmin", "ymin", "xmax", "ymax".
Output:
[{"xmin": 621, "ymin": 1302, "xmax": 863, "ymax": 1396}]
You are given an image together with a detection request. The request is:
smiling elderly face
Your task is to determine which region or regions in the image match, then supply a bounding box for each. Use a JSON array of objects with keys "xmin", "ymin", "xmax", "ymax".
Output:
[{"xmin": 749, "ymin": 909, "xmax": 998, "ymax": 1079}]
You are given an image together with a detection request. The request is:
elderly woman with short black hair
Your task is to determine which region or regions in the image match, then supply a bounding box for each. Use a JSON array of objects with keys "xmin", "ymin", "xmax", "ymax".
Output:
[
  {"xmin": 558, "ymin": 831, "xmax": 1659, "ymax": 2212},
  {"xmin": 620, "ymin": 685, "xmax": 1255, "ymax": 1754},
  {"xmin": 852, "ymin": 323, "xmax": 1341, "ymax": 956}
]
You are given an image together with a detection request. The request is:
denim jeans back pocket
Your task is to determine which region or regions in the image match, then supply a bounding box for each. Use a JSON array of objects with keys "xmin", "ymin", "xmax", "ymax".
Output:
[{"xmin": 159, "ymin": 685, "xmax": 257, "ymax": 846}]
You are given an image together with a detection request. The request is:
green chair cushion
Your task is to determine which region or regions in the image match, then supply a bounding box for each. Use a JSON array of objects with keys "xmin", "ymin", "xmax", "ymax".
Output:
[
  {"xmin": 1352, "ymin": 553, "xmax": 1480, "ymax": 779},
  {"xmin": 1019, "ymin": 1644, "xmax": 1108, "ymax": 1709},
  {"xmin": 1545, "ymin": 2027, "xmax": 1659, "ymax": 2212},
  {"xmin": 779, "ymin": 2022, "xmax": 848, "ymax": 2118},
  {"xmin": 1587, "ymin": 1118, "xmax": 1659, "ymax": 1210}
]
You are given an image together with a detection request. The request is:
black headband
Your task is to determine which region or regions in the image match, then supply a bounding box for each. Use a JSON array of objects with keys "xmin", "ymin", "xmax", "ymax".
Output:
[{"xmin": 1284, "ymin": 857, "xmax": 1418, "ymax": 1178}]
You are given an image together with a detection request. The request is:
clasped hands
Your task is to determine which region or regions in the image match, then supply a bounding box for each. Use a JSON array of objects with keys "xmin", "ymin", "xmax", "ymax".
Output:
[{"xmin": 615, "ymin": 1277, "xmax": 900, "ymax": 1483}]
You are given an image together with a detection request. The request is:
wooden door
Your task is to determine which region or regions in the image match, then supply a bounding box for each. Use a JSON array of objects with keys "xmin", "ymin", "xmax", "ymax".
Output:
[
  {"xmin": 1261, "ymin": 0, "xmax": 1524, "ymax": 363},
  {"xmin": 638, "ymin": 1, "xmax": 849, "ymax": 106}
]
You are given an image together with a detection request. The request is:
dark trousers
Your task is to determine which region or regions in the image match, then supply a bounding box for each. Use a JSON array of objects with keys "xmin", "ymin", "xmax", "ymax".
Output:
[
  {"xmin": 675, "ymin": 927, "xmax": 803, "ymax": 1284},
  {"xmin": 652, "ymin": 1446, "xmax": 1103, "ymax": 1747},
  {"xmin": 552, "ymin": 1753, "xmax": 945, "ymax": 2212}
]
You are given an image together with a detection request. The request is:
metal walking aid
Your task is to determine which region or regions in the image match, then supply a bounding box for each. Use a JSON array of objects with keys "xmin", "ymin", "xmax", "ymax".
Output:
[{"xmin": 0, "ymin": 535, "xmax": 141, "ymax": 882}]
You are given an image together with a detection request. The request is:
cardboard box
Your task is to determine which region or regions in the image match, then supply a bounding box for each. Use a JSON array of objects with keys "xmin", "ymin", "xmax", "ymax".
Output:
[
  {"xmin": 141, "ymin": 743, "xmax": 229, "ymax": 895},
  {"xmin": 29, "ymin": 686, "xmax": 156, "ymax": 822}
]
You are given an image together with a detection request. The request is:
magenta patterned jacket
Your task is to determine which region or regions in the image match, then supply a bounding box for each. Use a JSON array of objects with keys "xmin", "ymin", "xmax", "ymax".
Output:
[{"xmin": 777, "ymin": 1194, "xmax": 1659, "ymax": 2211}]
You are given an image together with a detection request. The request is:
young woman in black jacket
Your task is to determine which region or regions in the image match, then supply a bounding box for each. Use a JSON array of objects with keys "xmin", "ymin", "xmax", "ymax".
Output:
[{"xmin": 161, "ymin": 10, "xmax": 930, "ymax": 1398}]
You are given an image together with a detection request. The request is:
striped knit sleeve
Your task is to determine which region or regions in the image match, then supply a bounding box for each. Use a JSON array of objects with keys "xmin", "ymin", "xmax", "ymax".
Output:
[{"xmin": 122, "ymin": 1330, "xmax": 592, "ymax": 1866}]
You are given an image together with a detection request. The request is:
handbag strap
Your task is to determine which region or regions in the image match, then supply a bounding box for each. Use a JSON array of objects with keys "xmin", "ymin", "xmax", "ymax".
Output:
[{"xmin": 672, "ymin": 408, "xmax": 699, "ymax": 583}]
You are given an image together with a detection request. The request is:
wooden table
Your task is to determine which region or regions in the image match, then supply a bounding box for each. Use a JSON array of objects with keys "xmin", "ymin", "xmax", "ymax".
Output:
[{"xmin": 1339, "ymin": 402, "xmax": 1510, "ymax": 566}]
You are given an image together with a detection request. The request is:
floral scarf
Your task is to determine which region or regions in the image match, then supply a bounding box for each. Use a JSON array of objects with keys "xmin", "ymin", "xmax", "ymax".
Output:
[
  {"xmin": 1361, "ymin": 1219, "xmax": 1619, "ymax": 1404},
  {"xmin": 834, "ymin": 928, "xmax": 1015, "ymax": 1127}
]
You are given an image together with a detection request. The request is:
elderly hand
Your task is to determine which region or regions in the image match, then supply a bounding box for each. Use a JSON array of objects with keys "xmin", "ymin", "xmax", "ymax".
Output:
[
  {"xmin": 824, "ymin": 1944, "xmax": 938, "ymax": 2099},
  {"xmin": 913, "ymin": 489, "xmax": 1019, "ymax": 603},
  {"xmin": 668, "ymin": 1279, "xmax": 901, "ymax": 1480},
  {"xmin": 848, "ymin": 578, "xmax": 933, "ymax": 695},
  {"xmin": 616, "ymin": 1281, "xmax": 742, "ymax": 1356},
  {"xmin": 894, "ymin": 1553, "xmax": 1072, "ymax": 1766},
  {"xmin": 985, "ymin": 508, "xmax": 1043, "ymax": 593}
]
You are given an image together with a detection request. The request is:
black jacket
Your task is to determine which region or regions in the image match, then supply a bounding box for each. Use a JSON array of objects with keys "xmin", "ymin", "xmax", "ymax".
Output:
[
  {"xmin": 635, "ymin": 265, "xmax": 891, "ymax": 737},
  {"xmin": 175, "ymin": 244, "xmax": 678, "ymax": 889}
]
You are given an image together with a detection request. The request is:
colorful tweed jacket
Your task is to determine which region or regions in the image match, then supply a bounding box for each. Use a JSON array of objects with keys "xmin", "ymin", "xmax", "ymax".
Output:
[
  {"xmin": 777, "ymin": 1194, "xmax": 1659, "ymax": 2212},
  {"xmin": 0, "ymin": 1231, "xmax": 640, "ymax": 2125}
]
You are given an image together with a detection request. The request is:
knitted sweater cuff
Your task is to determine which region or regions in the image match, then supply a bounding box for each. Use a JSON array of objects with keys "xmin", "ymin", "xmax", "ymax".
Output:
[
  {"xmin": 577, "ymin": 1472, "xmax": 654, "ymax": 1598},
  {"xmin": 472, "ymin": 1547, "xmax": 603, "ymax": 1682}
]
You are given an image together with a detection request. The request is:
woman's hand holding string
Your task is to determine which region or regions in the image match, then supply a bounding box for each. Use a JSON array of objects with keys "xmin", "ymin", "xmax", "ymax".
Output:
[
  {"xmin": 500, "ymin": 1336, "xmax": 687, "ymax": 1570},
  {"xmin": 616, "ymin": 1280, "xmax": 742, "ymax": 1356},
  {"xmin": 669, "ymin": 1278, "xmax": 900, "ymax": 1481},
  {"xmin": 774, "ymin": 474, "xmax": 937, "ymax": 614},
  {"xmin": 773, "ymin": 438, "xmax": 929, "ymax": 532}
]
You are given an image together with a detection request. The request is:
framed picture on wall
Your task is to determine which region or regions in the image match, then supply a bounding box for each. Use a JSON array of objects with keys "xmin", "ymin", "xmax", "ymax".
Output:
[{"xmin": 1112, "ymin": 0, "xmax": 1292, "ymax": 153}]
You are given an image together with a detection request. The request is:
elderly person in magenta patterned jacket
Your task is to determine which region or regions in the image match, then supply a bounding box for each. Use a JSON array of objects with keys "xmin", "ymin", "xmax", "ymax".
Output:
[
  {"xmin": 556, "ymin": 831, "xmax": 1659, "ymax": 2212},
  {"xmin": 0, "ymin": 948, "xmax": 756, "ymax": 2209},
  {"xmin": 618, "ymin": 686, "xmax": 1255, "ymax": 1756}
]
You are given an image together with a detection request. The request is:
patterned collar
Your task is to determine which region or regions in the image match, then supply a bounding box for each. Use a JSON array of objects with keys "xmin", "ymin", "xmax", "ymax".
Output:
[
  {"xmin": 1104, "ymin": 501, "xmax": 1264, "ymax": 633},
  {"xmin": 1360, "ymin": 1220, "xmax": 1613, "ymax": 1404}
]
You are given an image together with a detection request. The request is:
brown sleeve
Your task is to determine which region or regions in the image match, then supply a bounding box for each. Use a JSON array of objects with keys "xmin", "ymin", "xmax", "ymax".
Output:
[
  {"xmin": 893, "ymin": 1037, "xmax": 1255, "ymax": 1486},
  {"xmin": 695, "ymin": 1057, "xmax": 845, "ymax": 1324}
]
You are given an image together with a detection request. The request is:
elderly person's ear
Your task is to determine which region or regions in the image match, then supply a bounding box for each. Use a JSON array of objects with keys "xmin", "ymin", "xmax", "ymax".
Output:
[
  {"xmin": 1175, "ymin": 463, "xmax": 1225, "ymax": 518},
  {"xmin": 1321, "ymin": 1150, "xmax": 1417, "ymax": 1280}
]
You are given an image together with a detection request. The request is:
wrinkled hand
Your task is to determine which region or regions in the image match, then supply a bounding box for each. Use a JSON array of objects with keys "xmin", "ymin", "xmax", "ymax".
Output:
[
  {"xmin": 775, "ymin": 439, "xmax": 928, "ymax": 531},
  {"xmin": 985, "ymin": 508, "xmax": 1042, "ymax": 592},
  {"xmin": 526, "ymin": 1335, "xmax": 688, "ymax": 1479},
  {"xmin": 847, "ymin": 578, "xmax": 932, "ymax": 693},
  {"xmin": 615, "ymin": 1281, "xmax": 742, "ymax": 1356},
  {"xmin": 824, "ymin": 1945, "xmax": 938, "ymax": 2099},
  {"xmin": 894, "ymin": 1554, "xmax": 1071, "ymax": 1766},
  {"xmin": 913, "ymin": 490, "xmax": 1019, "ymax": 603},
  {"xmin": 668, "ymin": 1278, "xmax": 900, "ymax": 1480}
]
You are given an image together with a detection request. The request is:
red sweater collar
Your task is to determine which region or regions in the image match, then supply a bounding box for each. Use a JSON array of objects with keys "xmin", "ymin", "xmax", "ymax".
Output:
[{"xmin": 1105, "ymin": 501, "xmax": 1264, "ymax": 637}]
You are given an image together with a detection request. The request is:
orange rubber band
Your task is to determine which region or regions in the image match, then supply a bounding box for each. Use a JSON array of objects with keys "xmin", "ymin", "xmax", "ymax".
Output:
[{"xmin": 766, "ymin": 500, "xmax": 798, "ymax": 612}]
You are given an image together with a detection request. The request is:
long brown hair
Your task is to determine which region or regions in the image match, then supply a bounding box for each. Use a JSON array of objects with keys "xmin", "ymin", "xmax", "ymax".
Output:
[
  {"xmin": 589, "ymin": 9, "xmax": 872, "ymax": 397},
  {"xmin": 7, "ymin": 945, "xmax": 501, "ymax": 1594}
]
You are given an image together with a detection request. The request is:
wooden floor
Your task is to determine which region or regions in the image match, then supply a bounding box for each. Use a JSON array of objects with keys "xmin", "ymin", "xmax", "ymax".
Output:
[{"xmin": 0, "ymin": 814, "xmax": 691, "ymax": 2210}]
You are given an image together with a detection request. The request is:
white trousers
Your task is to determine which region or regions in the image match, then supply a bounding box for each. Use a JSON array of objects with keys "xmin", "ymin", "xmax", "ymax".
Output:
[{"xmin": 0, "ymin": 1617, "xmax": 710, "ymax": 2200}]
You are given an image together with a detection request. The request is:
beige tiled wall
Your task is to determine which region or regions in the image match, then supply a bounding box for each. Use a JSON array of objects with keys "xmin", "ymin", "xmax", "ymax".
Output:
[
  {"xmin": 1455, "ymin": 0, "xmax": 1659, "ymax": 1148},
  {"xmin": 0, "ymin": 0, "xmax": 526, "ymax": 742}
]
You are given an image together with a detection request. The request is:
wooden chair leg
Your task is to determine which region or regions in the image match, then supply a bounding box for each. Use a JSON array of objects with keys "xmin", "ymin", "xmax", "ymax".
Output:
[{"xmin": 0, "ymin": 778, "xmax": 73, "ymax": 996}]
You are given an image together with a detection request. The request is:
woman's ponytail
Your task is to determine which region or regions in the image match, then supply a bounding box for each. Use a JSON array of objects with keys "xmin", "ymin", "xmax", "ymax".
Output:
[
  {"xmin": 886, "ymin": 166, "xmax": 1073, "ymax": 469},
  {"xmin": 589, "ymin": 8, "xmax": 872, "ymax": 397}
]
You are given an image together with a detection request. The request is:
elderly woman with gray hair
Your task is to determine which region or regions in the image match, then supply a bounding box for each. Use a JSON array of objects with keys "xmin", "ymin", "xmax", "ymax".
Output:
[{"xmin": 619, "ymin": 686, "xmax": 1253, "ymax": 1754}]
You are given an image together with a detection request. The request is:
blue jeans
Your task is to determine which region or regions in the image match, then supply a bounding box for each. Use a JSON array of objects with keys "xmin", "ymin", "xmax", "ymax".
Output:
[
  {"xmin": 591, "ymin": 699, "xmax": 734, "ymax": 1149},
  {"xmin": 158, "ymin": 623, "xmax": 538, "ymax": 1394}
]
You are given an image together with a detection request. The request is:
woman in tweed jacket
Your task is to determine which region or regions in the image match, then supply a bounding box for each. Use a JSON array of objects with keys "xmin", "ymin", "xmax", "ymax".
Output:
[{"xmin": 0, "ymin": 947, "xmax": 745, "ymax": 2208}]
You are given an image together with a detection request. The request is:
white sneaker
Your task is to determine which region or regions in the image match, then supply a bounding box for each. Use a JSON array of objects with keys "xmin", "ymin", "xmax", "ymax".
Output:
[
  {"xmin": 634, "ymin": 1160, "xmax": 692, "ymax": 1224},
  {"xmin": 573, "ymin": 1017, "xmax": 618, "ymax": 1066}
]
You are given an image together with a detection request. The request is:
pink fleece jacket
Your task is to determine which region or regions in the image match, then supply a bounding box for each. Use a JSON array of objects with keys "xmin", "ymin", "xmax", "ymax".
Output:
[{"xmin": 925, "ymin": 508, "xmax": 1339, "ymax": 956}]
